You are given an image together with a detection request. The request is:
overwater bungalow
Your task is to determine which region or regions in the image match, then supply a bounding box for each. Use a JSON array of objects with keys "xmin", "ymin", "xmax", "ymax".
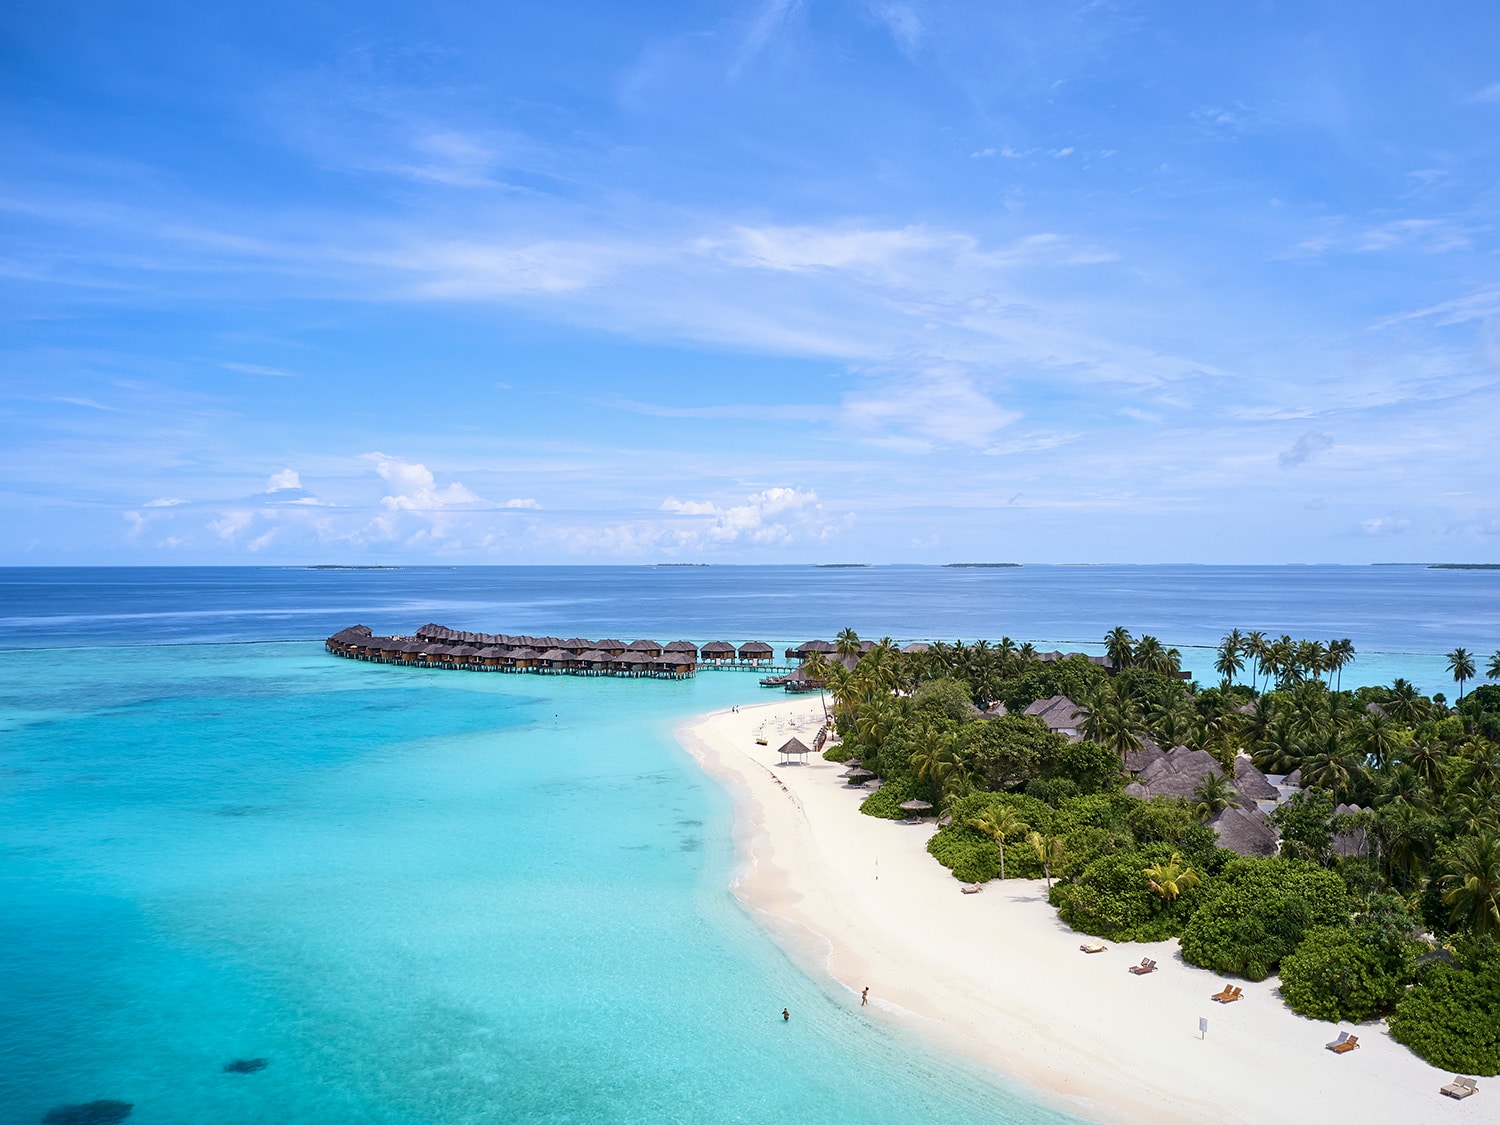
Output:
[
  {"xmin": 788, "ymin": 639, "xmax": 835, "ymax": 660},
  {"xmin": 700, "ymin": 641, "xmax": 736, "ymax": 664},
  {"xmin": 738, "ymin": 641, "xmax": 774, "ymax": 665},
  {"xmin": 327, "ymin": 624, "xmax": 708, "ymax": 680}
]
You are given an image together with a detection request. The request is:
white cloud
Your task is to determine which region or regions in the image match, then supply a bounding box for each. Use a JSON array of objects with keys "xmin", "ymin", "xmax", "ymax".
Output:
[
  {"xmin": 661, "ymin": 497, "xmax": 720, "ymax": 515},
  {"xmin": 208, "ymin": 511, "xmax": 253, "ymax": 540},
  {"xmin": 1464, "ymin": 82, "xmax": 1500, "ymax": 104},
  {"xmin": 366, "ymin": 454, "xmax": 483, "ymax": 511},
  {"xmin": 843, "ymin": 367, "xmax": 1020, "ymax": 448},
  {"xmin": 660, "ymin": 486, "xmax": 833, "ymax": 546},
  {"xmin": 222, "ymin": 362, "xmax": 295, "ymax": 377},
  {"xmin": 1278, "ymin": 431, "xmax": 1334, "ymax": 469},
  {"xmin": 144, "ymin": 497, "xmax": 184, "ymax": 508},
  {"xmin": 870, "ymin": 2, "xmax": 922, "ymax": 53},
  {"xmin": 266, "ymin": 468, "xmax": 302, "ymax": 492},
  {"xmin": 505, "ymin": 497, "xmax": 541, "ymax": 509},
  {"xmin": 1360, "ymin": 516, "xmax": 1410, "ymax": 536}
]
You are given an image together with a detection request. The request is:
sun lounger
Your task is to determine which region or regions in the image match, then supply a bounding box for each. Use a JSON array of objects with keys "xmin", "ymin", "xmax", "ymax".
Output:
[
  {"xmin": 1128, "ymin": 958, "xmax": 1157, "ymax": 975},
  {"xmin": 1079, "ymin": 941, "xmax": 1107, "ymax": 954},
  {"xmin": 1211, "ymin": 985, "xmax": 1242, "ymax": 1003},
  {"xmin": 1441, "ymin": 1076, "xmax": 1478, "ymax": 1099},
  {"xmin": 755, "ymin": 737, "xmax": 768, "ymax": 745},
  {"xmin": 1331, "ymin": 1034, "xmax": 1359, "ymax": 1054},
  {"xmin": 961, "ymin": 883, "xmax": 982, "ymax": 894},
  {"xmin": 1325, "ymin": 1032, "xmax": 1350, "ymax": 1051}
]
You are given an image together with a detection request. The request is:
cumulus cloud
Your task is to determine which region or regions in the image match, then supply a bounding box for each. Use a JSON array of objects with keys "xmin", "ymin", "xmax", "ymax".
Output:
[
  {"xmin": 208, "ymin": 511, "xmax": 253, "ymax": 540},
  {"xmin": 505, "ymin": 497, "xmax": 541, "ymax": 509},
  {"xmin": 660, "ymin": 486, "xmax": 831, "ymax": 546},
  {"xmin": 266, "ymin": 468, "xmax": 302, "ymax": 491},
  {"xmin": 1360, "ymin": 516, "xmax": 1410, "ymax": 536},
  {"xmin": 1279, "ymin": 431, "xmax": 1334, "ymax": 468},
  {"xmin": 366, "ymin": 454, "xmax": 483, "ymax": 511},
  {"xmin": 144, "ymin": 497, "xmax": 184, "ymax": 508}
]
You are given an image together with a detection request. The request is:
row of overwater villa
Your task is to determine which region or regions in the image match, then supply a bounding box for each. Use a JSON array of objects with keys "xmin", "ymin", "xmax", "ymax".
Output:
[{"xmin": 325, "ymin": 624, "xmax": 782, "ymax": 679}]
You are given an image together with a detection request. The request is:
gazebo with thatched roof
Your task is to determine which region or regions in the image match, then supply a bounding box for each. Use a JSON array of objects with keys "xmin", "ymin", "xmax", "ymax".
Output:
[{"xmin": 777, "ymin": 737, "xmax": 814, "ymax": 765}]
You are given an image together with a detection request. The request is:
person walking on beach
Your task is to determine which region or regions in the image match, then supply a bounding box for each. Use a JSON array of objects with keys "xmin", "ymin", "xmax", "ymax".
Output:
[
  {"xmin": 782, "ymin": 1008, "xmax": 790, "ymax": 1022},
  {"xmin": 861, "ymin": 987, "xmax": 869, "ymax": 1006}
]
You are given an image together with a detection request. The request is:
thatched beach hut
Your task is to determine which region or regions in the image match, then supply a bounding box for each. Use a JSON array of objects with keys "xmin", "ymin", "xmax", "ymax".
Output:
[{"xmin": 738, "ymin": 641, "xmax": 773, "ymax": 665}]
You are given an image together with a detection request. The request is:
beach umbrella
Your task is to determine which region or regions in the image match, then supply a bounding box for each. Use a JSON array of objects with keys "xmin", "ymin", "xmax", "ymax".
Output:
[{"xmin": 899, "ymin": 799, "xmax": 933, "ymax": 814}]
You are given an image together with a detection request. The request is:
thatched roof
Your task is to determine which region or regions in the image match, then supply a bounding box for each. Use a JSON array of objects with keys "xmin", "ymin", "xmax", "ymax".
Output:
[
  {"xmin": 1124, "ymin": 738, "xmax": 1165, "ymax": 775},
  {"xmin": 627, "ymin": 639, "xmax": 662, "ymax": 652},
  {"xmin": 778, "ymin": 737, "xmax": 813, "ymax": 756},
  {"xmin": 538, "ymin": 648, "xmax": 570, "ymax": 661},
  {"xmin": 1132, "ymin": 747, "xmax": 1224, "ymax": 800},
  {"xmin": 1209, "ymin": 805, "xmax": 1280, "ymax": 857},
  {"xmin": 1023, "ymin": 695, "xmax": 1088, "ymax": 737},
  {"xmin": 1233, "ymin": 757, "xmax": 1280, "ymax": 801},
  {"xmin": 701, "ymin": 641, "xmax": 735, "ymax": 655},
  {"xmin": 1284, "ymin": 767, "xmax": 1303, "ymax": 788},
  {"xmin": 509, "ymin": 647, "xmax": 541, "ymax": 660},
  {"xmin": 595, "ymin": 638, "xmax": 626, "ymax": 649},
  {"xmin": 793, "ymin": 639, "xmax": 836, "ymax": 654},
  {"xmin": 1332, "ymin": 804, "xmax": 1370, "ymax": 859},
  {"xmin": 902, "ymin": 642, "xmax": 930, "ymax": 654},
  {"xmin": 738, "ymin": 641, "xmax": 773, "ymax": 656},
  {"xmin": 664, "ymin": 640, "xmax": 698, "ymax": 653}
]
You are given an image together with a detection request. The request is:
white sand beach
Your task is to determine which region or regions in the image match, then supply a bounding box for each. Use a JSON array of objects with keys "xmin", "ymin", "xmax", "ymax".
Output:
[{"xmin": 677, "ymin": 697, "xmax": 1468, "ymax": 1125}]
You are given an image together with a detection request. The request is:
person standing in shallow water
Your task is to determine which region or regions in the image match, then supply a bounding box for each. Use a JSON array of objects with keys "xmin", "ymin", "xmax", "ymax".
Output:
[
  {"xmin": 782, "ymin": 1008, "xmax": 790, "ymax": 1022},
  {"xmin": 861, "ymin": 987, "xmax": 869, "ymax": 1006}
]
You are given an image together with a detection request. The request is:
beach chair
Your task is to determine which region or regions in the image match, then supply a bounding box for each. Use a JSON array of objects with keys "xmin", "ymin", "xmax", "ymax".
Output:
[
  {"xmin": 1331, "ymin": 1034, "xmax": 1359, "ymax": 1054},
  {"xmin": 1440, "ymin": 1076, "xmax": 1478, "ymax": 1100},
  {"xmin": 1079, "ymin": 941, "xmax": 1107, "ymax": 954},
  {"xmin": 1325, "ymin": 1032, "xmax": 1350, "ymax": 1051},
  {"xmin": 755, "ymin": 737, "xmax": 768, "ymax": 746},
  {"xmin": 1211, "ymin": 984, "xmax": 1242, "ymax": 1003},
  {"xmin": 1128, "ymin": 958, "xmax": 1157, "ymax": 975},
  {"xmin": 960, "ymin": 883, "xmax": 982, "ymax": 895}
]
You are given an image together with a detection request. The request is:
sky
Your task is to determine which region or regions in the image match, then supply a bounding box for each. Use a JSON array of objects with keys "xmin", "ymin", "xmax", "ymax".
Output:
[{"xmin": 3, "ymin": 1, "xmax": 1499, "ymax": 564}]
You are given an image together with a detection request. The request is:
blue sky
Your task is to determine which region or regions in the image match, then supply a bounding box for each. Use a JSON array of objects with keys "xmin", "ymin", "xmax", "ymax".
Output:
[{"xmin": 3, "ymin": 1, "xmax": 1499, "ymax": 563}]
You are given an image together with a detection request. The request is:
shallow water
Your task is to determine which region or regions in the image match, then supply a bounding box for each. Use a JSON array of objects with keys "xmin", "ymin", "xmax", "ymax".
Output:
[
  {"xmin": 0, "ymin": 641, "xmax": 1072, "ymax": 1124},
  {"xmin": 5, "ymin": 564, "xmax": 1496, "ymax": 1123}
]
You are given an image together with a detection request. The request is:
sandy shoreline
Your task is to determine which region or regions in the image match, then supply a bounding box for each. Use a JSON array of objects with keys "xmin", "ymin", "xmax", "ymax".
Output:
[{"xmin": 677, "ymin": 696, "xmax": 1463, "ymax": 1125}]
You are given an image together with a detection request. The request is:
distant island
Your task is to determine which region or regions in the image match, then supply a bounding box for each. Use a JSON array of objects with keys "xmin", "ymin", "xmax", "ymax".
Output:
[
  {"xmin": 816, "ymin": 563, "xmax": 870, "ymax": 568},
  {"xmin": 943, "ymin": 562, "xmax": 1022, "ymax": 568},
  {"xmin": 306, "ymin": 565, "xmax": 403, "ymax": 570},
  {"xmin": 656, "ymin": 563, "xmax": 710, "ymax": 567},
  {"xmin": 1429, "ymin": 563, "xmax": 1500, "ymax": 570}
]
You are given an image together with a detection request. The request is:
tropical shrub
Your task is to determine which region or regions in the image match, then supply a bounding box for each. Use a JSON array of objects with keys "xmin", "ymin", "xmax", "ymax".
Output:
[
  {"xmin": 1388, "ymin": 943, "xmax": 1500, "ymax": 1075},
  {"xmin": 1278, "ymin": 926, "xmax": 1409, "ymax": 1022},
  {"xmin": 1178, "ymin": 858, "xmax": 1349, "ymax": 980},
  {"xmin": 1041, "ymin": 736, "xmax": 1124, "ymax": 794},
  {"xmin": 1050, "ymin": 846, "xmax": 1197, "ymax": 941},
  {"xmin": 859, "ymin": 775, "xmax": 923, "ymax": 820},
  {"xmin": 927, "ymin": 819, "xmax": 1003, "ymax": 883}
]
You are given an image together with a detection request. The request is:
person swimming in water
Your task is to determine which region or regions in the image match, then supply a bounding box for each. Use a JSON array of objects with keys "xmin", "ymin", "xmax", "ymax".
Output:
[{"xmin": 782, "ymin": 1008, "xmax": 790, "ymax": 1021}]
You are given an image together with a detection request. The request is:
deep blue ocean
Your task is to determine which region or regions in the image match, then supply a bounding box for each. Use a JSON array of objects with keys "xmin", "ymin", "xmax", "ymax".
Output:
[{"xmin": 3, "ymin": 566, "xmax": 1497, "ymax": 1124}]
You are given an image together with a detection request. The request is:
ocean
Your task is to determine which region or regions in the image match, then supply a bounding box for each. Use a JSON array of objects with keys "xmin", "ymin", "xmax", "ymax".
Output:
[{"xmin": 2, "ymin": 565, "xmax": 1496, "ymax": 1123}]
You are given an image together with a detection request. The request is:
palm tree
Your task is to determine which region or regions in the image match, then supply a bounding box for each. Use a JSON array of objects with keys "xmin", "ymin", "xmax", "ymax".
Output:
[
  {"xmin": 972, "ymin": 807, "xmax": 1029, "ymax": 880},
  {"xmin": 1440, "ymin": 832, "xmax": 1500, "ymax": 937},
  {"xmin": 1406, "ymin": 737, "xmax": 1447, "ymax": 797},
  {"xmin": 1447, "ymin": 647, "xmax": 1477, "ymax": 701},
  {"xmin": 1215, "ymin": 630, "xmax": 1245, "ymax": 686},
  {"xmin": 1104, "ymin": 627, "xmax": 1135, "ymax": 672},
  {"xmin": 909, "ymin": 724, "xmax": 959, "ymax": 797},
  {"xmin": 835, "ymin": 627, "xmax": 862, "ymax": 663},
  {"xmin": 1191, "ymin": 771, "xmax": 1239, "ymax": 821},
  {"xmin": 1026, "ymin": 830, "xmax": 1065, "ymax": 891},
  {"xmin": 1081, "ymin": 684, "xmax": 1145, "ymax": 761},
  {"xmin": 1244, "ymin": 631, "xmax": 1268, "ymax": 692},
  {"xmin": 1488, "ymin": 650, "xmax": 1500, "ymax": 682},
  {"xmin": 1328, "ymin": 639, "xmax": 1356, "ymax": 692},
  {"xmin": 801, "ymin": 650, "xmax": 832, "ymax": 719},
  {"xmin": 1358, "ymin": 709, "xmax": 1402, "ymax": 770},
  {"xmin": 1143, "ymin": 853, "xmax": 1202, "ymax": 903},
  {"xmin": 1385, "ymin": 679, "xmax": 1425, "ymax": 724}
]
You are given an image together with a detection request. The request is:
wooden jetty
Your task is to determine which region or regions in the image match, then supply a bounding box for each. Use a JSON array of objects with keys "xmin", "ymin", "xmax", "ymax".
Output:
[{"xmin": 325, "ymin": 624, "xmax": 783, "ymax": 680}]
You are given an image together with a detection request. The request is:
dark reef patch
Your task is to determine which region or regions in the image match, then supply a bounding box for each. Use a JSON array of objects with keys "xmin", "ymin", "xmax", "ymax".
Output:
[
  {"xmin": 42, "ymin": 1101, "xmax": 133, "ymax": 1125},
  {"xmin": 223, "ymin": 1057, "xmax": 269, "ymax": 1073}
]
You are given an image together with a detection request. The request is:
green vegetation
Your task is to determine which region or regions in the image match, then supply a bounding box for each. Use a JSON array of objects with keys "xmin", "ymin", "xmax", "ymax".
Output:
[
  {"xmin": 812, "ymin": 624, "xmax": 1500, "ymax": 1074},
  {"xmin": 1388, "ymin": 942, "xmax": 1500, "ymax": 1075}
]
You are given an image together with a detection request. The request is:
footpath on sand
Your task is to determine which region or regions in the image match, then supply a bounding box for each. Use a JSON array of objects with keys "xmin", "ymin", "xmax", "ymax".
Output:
[{"xmin": 677, "ymin": 697, "xmax": 1462, "ymax": 1125}]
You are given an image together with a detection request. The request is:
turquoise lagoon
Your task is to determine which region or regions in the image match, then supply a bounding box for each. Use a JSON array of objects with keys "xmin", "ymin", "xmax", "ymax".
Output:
[{"xmin": 0, "ymin": 642, "xmax": 1076, "ymax": 1124}]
